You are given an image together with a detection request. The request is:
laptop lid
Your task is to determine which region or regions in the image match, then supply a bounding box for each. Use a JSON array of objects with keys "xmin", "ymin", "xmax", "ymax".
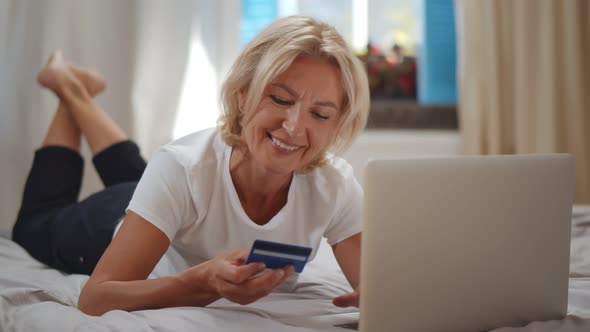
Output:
[{"xmin": 360, "ymin": 154, "xmax": 574, "ymax": 332}]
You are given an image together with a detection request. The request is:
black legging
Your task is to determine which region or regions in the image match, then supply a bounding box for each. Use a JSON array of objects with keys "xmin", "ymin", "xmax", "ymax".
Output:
[{"xmin": 12, "ymin": 140, "xmax": 147, "ymax": 275}]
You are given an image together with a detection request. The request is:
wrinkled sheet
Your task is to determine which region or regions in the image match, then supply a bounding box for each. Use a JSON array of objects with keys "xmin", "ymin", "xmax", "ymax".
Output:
[{"xmin": 1, "ymin": 207, "xmax": 590, "ymax": 332}]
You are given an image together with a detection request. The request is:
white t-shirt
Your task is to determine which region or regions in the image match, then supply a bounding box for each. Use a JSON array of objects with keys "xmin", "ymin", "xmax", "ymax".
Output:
[{"xmin": 126, "ymin": 128, "xmax": 363, "ymax": 280}]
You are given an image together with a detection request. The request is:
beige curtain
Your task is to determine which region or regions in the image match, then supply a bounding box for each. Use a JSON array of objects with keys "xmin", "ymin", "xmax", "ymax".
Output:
[{"xmin": 455, "ymin": 0, "xmax": 590, "ymax": 204}]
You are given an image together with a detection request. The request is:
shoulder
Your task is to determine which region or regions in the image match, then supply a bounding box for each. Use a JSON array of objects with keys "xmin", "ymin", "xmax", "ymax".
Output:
[
  {"xmin": 151, "ymin": 128, "xmax": 226, "ymax": 211},
  {"xmin": 298, "ymin": 155, "xmax": 362, "ymax": 203},
  {"xmin": 309, "ymin": 155, "xmax": 354, "ymax": 182},
  {"xmin": 155, "ymin": 127, "xmax": 224, "ymax": 172}
]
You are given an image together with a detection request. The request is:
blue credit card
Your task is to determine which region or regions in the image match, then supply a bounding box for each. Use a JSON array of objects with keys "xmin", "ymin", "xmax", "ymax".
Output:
[{"xmin": 245, "ymin": 240, "xmax": 312, "ymax": 273}]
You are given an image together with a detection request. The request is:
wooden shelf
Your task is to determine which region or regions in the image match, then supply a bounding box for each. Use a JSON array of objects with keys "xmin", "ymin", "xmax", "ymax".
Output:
[{"xmin": 366, "ymin": 99, "xmax": 458, "ymax": 129}]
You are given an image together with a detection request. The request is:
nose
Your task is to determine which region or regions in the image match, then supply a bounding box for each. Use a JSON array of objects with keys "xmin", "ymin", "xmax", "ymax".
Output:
[{"xmin": 282, "ymin": 105, "xmax": 304, "ymax": 138}]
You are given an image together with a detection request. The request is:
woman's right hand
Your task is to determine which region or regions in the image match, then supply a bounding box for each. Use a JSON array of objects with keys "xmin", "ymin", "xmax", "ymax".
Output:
[{"xmin": 181, "ymin": 248, "xmax": 294, "ymax": 305}]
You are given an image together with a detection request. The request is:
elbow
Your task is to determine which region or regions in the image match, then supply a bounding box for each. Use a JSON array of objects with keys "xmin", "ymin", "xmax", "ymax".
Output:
[{"xmin": 78, "ymin": 284, "xmax": 106, "ymax": 316}]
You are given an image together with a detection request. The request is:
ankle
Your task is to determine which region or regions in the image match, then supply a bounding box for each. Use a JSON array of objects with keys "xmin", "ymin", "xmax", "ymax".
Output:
[{"xmin": 59, "ymin": 75, "xmax": 91, "ymax": 102}]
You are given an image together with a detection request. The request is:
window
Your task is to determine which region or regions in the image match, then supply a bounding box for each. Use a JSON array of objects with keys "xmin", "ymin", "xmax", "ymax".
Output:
[
  {"xmin": 174, "ymin": 0, "xmax": 458, "ymax": 137},
  {"xmin": 241, "ymin": 0, "xmax": 458, "ymax": 129}
]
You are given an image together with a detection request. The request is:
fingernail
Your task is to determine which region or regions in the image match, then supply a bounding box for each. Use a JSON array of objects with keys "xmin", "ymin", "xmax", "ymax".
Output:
[
  {"xmin": 258, "ymin": 263, "xmax": 266, "ymax": 270},
  {"xmin": 276, "ymin": 270, "xmax": 285, "ymax": 279}
]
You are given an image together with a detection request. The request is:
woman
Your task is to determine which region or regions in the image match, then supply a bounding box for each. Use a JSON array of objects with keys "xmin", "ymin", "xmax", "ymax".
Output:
[{"xmin": 12, "ymin": 16, "xmax": 370, "ymax": 316}]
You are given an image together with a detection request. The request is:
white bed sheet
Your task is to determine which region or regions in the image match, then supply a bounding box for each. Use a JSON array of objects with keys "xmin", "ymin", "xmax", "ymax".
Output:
[{"xmin": 1, "ymin": 207, "xmax": 590, "ymax": 332}]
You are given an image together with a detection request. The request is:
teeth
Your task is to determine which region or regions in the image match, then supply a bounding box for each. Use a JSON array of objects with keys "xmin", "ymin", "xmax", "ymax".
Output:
[{"xmin": 271, "ymin": 136, "xmax": 299, "ymax": 151}]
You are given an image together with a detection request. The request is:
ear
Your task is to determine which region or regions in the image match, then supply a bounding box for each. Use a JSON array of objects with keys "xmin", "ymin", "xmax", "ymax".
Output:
[{"xmin": 238, "ymin": 89, "xmax": 246, "ymax": 113}]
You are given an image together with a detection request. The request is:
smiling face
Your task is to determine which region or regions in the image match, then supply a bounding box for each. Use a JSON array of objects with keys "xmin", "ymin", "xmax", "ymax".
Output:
[{"xmin": 239, "ymin": 55, "xmax": 344, "ymax": 176}]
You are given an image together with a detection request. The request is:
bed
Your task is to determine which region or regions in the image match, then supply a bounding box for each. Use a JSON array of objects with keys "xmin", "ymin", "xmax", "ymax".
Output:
[{"xmin": 1, "ymin": 207, "xmax": 590, "ymax": 332}]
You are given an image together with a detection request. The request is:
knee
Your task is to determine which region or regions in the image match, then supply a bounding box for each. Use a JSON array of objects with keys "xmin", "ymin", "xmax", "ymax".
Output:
[
  {"xmin": 11, "ymin": 213, "xmax": 53, "ymax": 264},
  {"xmin": 11, "ymin": 215, "xmax": 28, "ymax": 245}
]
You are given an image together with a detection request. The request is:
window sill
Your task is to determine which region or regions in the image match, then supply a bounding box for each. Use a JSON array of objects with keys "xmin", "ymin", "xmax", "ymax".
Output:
[{"xmin": 366, "ymin": 99, "xmax": 458, "ymax": 130}]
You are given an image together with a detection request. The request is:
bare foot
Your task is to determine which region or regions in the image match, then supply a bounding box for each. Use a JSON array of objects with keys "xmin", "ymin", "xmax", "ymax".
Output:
[
  {"xmin": 36, "ymin": 50, "xmax": 73, "ymax": 95},
  {"xmin": 69, "ymin": 64, "xmax": 106, "ymax": 97},
  {"xmin": 37, "ymin": 51, "xmax": 105, "ymax": 98}
]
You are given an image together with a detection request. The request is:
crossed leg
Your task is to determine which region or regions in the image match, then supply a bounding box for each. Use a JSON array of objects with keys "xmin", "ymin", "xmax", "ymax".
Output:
[
  {"xmin": 40, "ymin": 62, "xmax": 106, "ymax": 152},
  {"xmin": 13, "ymin": 52, "xmax": 147, "ymax": 274},
  {"xmin": 37, "ymin": 50, "xmax": 128, "ymax": 156}
]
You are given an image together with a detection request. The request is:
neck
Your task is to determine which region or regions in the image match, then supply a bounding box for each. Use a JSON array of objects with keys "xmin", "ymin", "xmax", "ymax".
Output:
[
  {"xmin": 229, "ymin": 147, "xmax": 293, "ymax": 197},
  {"xmin": 229, "ymin": 147, "xmax": 293, "ymax": 225}
]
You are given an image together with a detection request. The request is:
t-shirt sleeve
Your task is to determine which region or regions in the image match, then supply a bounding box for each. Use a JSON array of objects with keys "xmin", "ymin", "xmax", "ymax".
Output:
[
  {"xmin": 324, "ymin": 173, "xmax": 364, "ymax": 246},
  {"xmin": 126, "ymin": 148, "xmax": 197, "ymax": 241}
]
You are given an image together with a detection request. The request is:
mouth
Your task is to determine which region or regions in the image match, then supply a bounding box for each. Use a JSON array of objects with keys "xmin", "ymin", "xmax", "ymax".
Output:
[{"xmin": 267, "ymin": 133, "xmax": 301, "ymax": 152}]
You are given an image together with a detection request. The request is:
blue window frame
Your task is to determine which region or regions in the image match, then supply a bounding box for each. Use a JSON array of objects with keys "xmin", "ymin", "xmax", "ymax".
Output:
[
  {"xmin": 241, "ymin": 0, "xmax": 277, "ymax": 46},
  {"xmin": 418, "ymin": 0, "xmax": 457, "ymax": 104}
]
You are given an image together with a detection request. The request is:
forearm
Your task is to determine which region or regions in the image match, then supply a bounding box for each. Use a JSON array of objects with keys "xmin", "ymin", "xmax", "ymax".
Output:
[
  {"xmin": 333, "ymin": 233, "xmax": 361, "ymax": 290},
  {"xmin": 340, "ymin": 255, "xmax": 360, "ymax": 290},
  {"xmin": 78, "ymin": 266, "xmax": 220, "ymax": 316},
  {"xmin": 332, "ymin": 234, "xmax": 362, "ymax": 307}
]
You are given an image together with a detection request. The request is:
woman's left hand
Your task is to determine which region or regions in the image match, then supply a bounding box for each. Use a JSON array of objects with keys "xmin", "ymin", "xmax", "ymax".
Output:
[{"xmin": 332, "ymin": 288, "xmax": 359, "ymax": 307}]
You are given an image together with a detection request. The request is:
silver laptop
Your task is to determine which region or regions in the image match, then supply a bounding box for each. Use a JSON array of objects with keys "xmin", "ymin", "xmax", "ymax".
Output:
[{"xmin": 360, "ymin": 154, "xmax": 574, "ymax": 332}]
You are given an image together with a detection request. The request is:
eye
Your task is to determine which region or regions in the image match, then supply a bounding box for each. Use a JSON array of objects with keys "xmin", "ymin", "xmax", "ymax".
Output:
[
  {"xmin": 312, "ymin": 111, "xmax": 330, "ymax": 121},
  {"xmin": 270, "ymin": 95, "xmax": 292, "ymax": 106}
]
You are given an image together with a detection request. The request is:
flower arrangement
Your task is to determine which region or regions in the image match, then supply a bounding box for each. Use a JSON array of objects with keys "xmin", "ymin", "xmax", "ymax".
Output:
[{"xmin": 358, "ymin": 43, "xmax": 417, "ymax": 100}]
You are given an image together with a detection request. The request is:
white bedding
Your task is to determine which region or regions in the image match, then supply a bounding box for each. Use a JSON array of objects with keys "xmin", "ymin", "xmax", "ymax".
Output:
[{"xmin": 1, "ymin": 207, "xmax": 590, "ymax": 332}]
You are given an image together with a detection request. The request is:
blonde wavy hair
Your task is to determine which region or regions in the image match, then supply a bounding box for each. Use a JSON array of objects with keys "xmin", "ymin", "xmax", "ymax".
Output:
[{"xmin": 218, "ymin": 15, "xmax": 370, "ymax": 172}]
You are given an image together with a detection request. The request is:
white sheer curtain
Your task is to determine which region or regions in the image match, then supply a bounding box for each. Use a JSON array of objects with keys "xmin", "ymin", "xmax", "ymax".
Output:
[
  {"xmin": 0, "ymin": 0, "xmax": 240, "ymax": 233},
  {"xmin": 174, "ymin": 1, "xmax": 241, "ymax": 139},
  {"xmin": 455, "ymin": 0, "xmax": 590, "ymax": 204}
]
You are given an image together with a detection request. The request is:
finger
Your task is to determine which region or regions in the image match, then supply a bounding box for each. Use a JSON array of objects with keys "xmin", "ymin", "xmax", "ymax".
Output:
[
  {"xmin": 234, "ymin": 256, "xmax": 246, "ymax": 265},
  {"xmin": 248, "ymin": 265, "xmax": 294, "ymax": 290},
  {"xmin": 333, "ymin": 291, "xmax": 359, "ymax": 308},
  {"xmin": 220, "ymin": 266, "xmax": 294, "ymax": 304},
  {"xmin": 332, "ymin": 294, "xmax": 353, "ymax": 307},
  {"xmin": 226, "ymin": 248, "xmax": 249, "ymax": 261},
  {"xmin": 275, "ymin": 265, "xmax": 295, "ymax": 285},
  {"xmin": 216, "ymin": 270, "xmax": 275, "ymax": 303},
  {"xmin": 231, "ymin": 249, "xmax": 250, "ymax": 265},
  {"xmin": 216, "ymin": 279, "xmax": 250, "ymax": 303},
  {"xmin": 220, "ymin": 261, "xmax": 266, "ymax": 284}
]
